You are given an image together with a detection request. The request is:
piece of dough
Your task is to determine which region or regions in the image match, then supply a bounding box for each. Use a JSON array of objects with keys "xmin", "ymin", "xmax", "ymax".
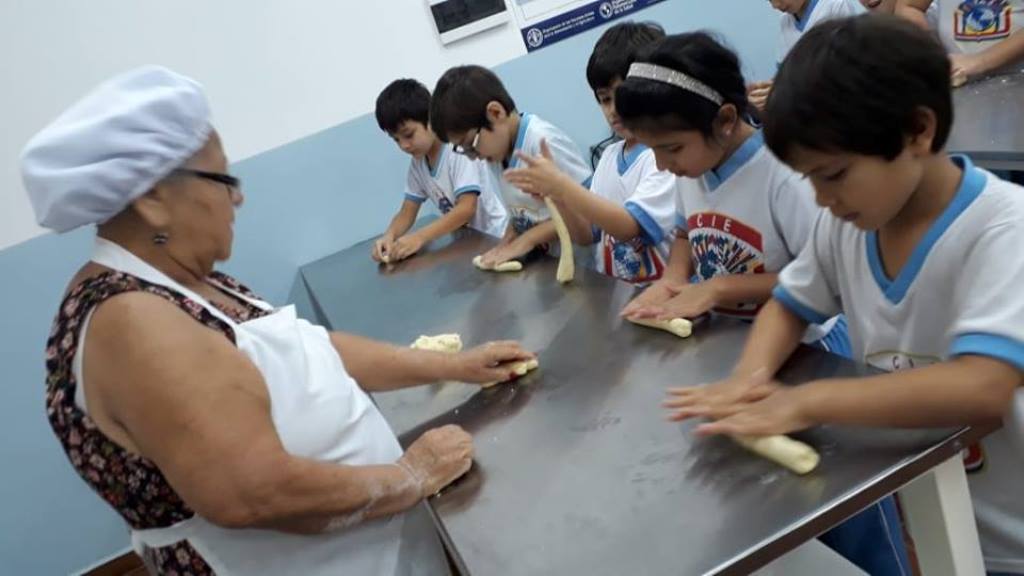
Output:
[
  {"xmin": 951, "ymin": 69, "xmax": 967, "ymax": 88},
  {"xmin": 410, "ymin": 333, "xmax": 463, "ymax": 353},
  {"xmin": 472, "ymin": 255, "xmax": 523, "ymax": 272},
  {"xmin": 482, "ymin": 358, "xmax": 540, "ymax": 388},
  {"xmin": 628, "ymin": 316, "xmax": 693, "ymax": 338},
  {"xmin": 732, "ymin": 434, "xmax": 820, "ymax": 475},
  {"xmin": 543, "ymin": 198, "xmax": 574, "ymax": 284}
]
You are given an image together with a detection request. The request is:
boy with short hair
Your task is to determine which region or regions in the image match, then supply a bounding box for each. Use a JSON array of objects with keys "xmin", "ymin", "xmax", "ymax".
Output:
[
  {"xmin": 672, "ymin": 15, "xmax": 1024, "ymax": 573},
  {"xmin": 372, "ymin": 79, "xmax": 507, "ymax": 263},
  {"xmin": 430, "ymin": 66, "xmax": 592, "ymax": 268},
  {"xmin": 503, "ymin": 21, "xmax": 677, "ymax": 284}
]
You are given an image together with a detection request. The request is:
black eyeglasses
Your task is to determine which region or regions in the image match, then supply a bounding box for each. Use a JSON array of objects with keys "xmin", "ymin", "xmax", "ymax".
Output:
[{"xmin": 174, "ymin": 169, "xmax": 241, "ymax": 193}]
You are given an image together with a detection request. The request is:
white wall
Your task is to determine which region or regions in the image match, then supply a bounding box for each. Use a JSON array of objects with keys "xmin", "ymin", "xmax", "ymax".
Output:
[{"xmin": 0, "ymin": 0, "xmax": 527, "ymax": 251}]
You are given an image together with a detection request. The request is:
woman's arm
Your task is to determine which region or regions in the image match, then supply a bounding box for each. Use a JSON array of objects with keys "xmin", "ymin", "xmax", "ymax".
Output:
[{"xmin": 84, "ymin": 293, "xmax": 472, "ymax": 533}]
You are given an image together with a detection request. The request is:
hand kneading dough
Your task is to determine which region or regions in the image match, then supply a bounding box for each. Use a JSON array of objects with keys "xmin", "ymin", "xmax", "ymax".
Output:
[
  {"xmin": 543, "ymin": 198, "xmax": 574, "ymax": 284},
  {"xmin": 482, "ymin": 358, "xmax": 540, "ymax": 388},
  {"xmin": 628, "ymin": 317, "xmax": 693, "ymax": 338},
  {"xmin": 732, "ymin": 434, "xmax": 820, "ymax": 475},
  {"xmin": 473, "ymin": 255, "xmax": 523, "ymax": 272},
  {"xmin": 410, "ymin": 333, "xmax": 463, "ymax": 353}
]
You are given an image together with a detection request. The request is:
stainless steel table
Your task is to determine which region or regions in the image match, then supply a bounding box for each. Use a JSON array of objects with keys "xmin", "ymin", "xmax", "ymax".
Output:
[
  {"xmin": 299, "ymin": 230, "xmax": 992, "ymax": 575},
  {"xmin": 947, "ymin": 72, "xmax": 1024, "ymax": 171}
]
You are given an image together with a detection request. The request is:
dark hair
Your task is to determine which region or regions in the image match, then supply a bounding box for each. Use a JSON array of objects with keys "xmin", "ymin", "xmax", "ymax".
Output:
[
  {"xmin": 764, "ymin": 15, "xmax": 952, "ymax": 162},
  {"xmin": 430, "ymin": 65, "xmax": 516, "ymax": 142},
  {"xmin": 586, "ymin": 21, "xmax": 666, "ymax": 91},
  {"xmin": 615, "ymin": 32, "xmax": 750, "ymax": 136},
  {"xmin": 375, "ymin": 79, "xmax": 431, "ymax": 134}
]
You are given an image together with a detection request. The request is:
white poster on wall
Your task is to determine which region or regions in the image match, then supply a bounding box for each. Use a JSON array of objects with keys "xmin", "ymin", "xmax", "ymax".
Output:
[{"xmin": 511, "ymin": 0, "xmax": 668, "ymax": 52}]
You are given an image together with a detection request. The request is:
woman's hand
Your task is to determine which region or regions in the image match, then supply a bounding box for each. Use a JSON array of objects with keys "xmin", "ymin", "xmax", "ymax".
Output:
[
  {"xmin": 397, "ymin": 425, "xmax": 475, "ymax": 497},
  {"xmin": 449, "ymin": 341, "xmax": 536, "ymax": 385}
]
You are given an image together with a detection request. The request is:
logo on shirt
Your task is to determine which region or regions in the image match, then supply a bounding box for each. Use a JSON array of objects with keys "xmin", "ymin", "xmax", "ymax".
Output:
[
  {"xmin": 685, "ymin": 212, "xmax": 765, "ymax": 316},
  {"xmin": 954, "ymin": 0, "xmax": 1013, "ymax": 41},
  {"xmin": 438, "ymin": 197, "xmax": 454, "ymax": 214},
  {"xmin": 600, "ymin": 234, "xmax": 665, "ymax": 283},
  {"xmin": 510, "ymin": 207, "xmax": 539, "ymax": 234}
]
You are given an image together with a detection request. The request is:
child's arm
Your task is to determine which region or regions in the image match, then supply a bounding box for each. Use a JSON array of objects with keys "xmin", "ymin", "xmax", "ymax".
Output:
[
  {"xmin": 388, "ymin": 194, "xmax": 478, "ymax": 261},
  {"xmin": 693, "ymin": 354, "xmax": 1019, "ymax": 438},
  {"xmin": 504, "ymin": 141, "xmax": 642, "ymax": 242},
  {"xmin": 897, "ymin": 0, "xmax": 933, "ymax": 29},
  {"xmin": 374, "ymin": 200, "xmax": 420, "ymax": 262},
  {"xmin": 478, "ymin": 221, "xmax": 556, "ymax": 267},
  {"xmin": 621, "ymin": 235, "xmax": 693, "ymax": 318},
  {"xmin": 950, "ymin": 32, "xmax": 1024, "ymax": 82}
]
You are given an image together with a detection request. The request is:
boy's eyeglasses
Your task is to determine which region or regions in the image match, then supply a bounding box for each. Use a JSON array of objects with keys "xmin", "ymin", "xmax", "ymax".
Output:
[
  {"xmin": 453, "ymin": 129, "xmax": 482, "ymax": 157},
  {"xmin": 174, "ymin": 168, "xmax": 242, "ymax": 194}
]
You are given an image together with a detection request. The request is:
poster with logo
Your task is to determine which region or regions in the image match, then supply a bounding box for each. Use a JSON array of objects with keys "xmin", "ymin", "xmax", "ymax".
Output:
[{"xmin": 513, "ymin": 0, "xmax": 668, "ymax": 52}]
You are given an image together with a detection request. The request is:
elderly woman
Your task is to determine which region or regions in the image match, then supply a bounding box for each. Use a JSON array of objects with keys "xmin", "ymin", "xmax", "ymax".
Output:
[{"xmin": 24, "ymin": 67, "xmax": 533, "ymax": 575}]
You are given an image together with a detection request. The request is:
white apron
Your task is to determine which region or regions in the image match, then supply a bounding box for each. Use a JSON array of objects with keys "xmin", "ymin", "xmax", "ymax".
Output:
[{"xmin": 81, "ymin": 238, "xmax": 449, "ymax": 576}]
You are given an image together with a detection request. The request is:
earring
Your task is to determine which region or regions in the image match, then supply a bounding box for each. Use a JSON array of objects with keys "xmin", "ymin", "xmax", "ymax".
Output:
[{"xmin": 153, "ymin": 232, "xmax": 170, "ymax": 245}]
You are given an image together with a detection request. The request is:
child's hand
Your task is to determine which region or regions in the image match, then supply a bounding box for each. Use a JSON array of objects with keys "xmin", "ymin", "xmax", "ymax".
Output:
[
  {"xmin": 372, "ymin": 234, "xmax": 396, "ymax": 262},
  {"xmin": 663, "ymin": 369, "xmax": 777, "ymax": 422},
  {"xmin": 621, "ymin": 280, "xmax": 685, "ymax": 318},
  {"xmin": 389, "ymin": 234, "xmax": 425, "ymax": 262},
  {"xmin": 949, "ymin": 53, "xmax": 985, "ymax": 87},
  {"xmin": 450, "ymin": 341, "xmax": 536, "ymax": 385},
  {"xmin": 631, "ymin": 282, "xmax": 719, "ymax": 320},
  {"xmin": 747, "ymin": 81, "xmax": 773, "ymax": 112},
  {"xmin": 479, "ymin": 241, "xmax": 532, "ymax": 268},
  {"xmin": 694, "ymin": 386, "xmax": 814, "ymax": 438},
  {"xmin": 504, "ymin": 139, "xmax": 573, "ymax": 200}
]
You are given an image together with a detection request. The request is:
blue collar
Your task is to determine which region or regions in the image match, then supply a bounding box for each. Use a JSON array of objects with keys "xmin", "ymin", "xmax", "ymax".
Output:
[
  {"xmin": 794, "ymin": 0, "xmax": 821, "ymax": 31},
  {"xmin": 866, "ymin": 155, "xmax": 987, "ymax": 305},
  {"xmin": 703, "ymin": 130, "xmax": 764, "ymax": 192},
  {"xmin": 427, "ymin": 145, "xmax": 447, "ymax": 178},
  {"xmin": 618, "ymin": 142, "xmax": 648, "ymax": 176},
  {"xmin": 507, "ymin": 113, "xmax": 533, "ymax": 169}
]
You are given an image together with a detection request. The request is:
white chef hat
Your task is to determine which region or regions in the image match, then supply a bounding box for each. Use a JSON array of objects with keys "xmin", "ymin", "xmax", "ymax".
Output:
[{"xmin": 21, "ymin": 65, "xmax": 213, "ymax": 233}]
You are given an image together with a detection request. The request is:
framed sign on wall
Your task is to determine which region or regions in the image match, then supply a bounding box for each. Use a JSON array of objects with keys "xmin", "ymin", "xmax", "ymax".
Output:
[{"xmin": 428, "ymin": 0, "xmax": 511, "ymax": 45}]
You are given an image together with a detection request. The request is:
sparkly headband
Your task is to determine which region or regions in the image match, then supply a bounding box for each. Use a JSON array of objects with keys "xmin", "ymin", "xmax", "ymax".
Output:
[{"xmin": 627, "ymin": 63, "xmax": 724, "ymax": 106}]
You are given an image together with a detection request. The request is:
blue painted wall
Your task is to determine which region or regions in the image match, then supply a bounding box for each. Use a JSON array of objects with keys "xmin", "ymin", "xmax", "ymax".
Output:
[{"xmin": 0, "ymin": 1, "xmax": 777, "ymax": 572}]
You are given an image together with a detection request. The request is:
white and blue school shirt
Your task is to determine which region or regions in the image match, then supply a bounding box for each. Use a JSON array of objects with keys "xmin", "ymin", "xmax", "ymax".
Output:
[
  {"xmin": 778, "ymin": 0, "xmax": 864, "ymax": 64},
  {"xmin": 497, "ymin": 113, "xmax": 592, "ymax": 235},
  {"xmin": 628, "ymin": 131, "xmax": 818, "ymax": 318},
  {"xmin": 937, "ymin": 0, "xmax": 1024, "ymax": 73},
  {"xmin": 774, "ymin": 156, "xmax": 1024, "ymax": 573},
  {"xmin": 590, "ymin": 140, "xmax": 676, "ymax": 283},
  {"xmin": 404, "ymin": 144, "xmax": 508, "ymax": 238}
]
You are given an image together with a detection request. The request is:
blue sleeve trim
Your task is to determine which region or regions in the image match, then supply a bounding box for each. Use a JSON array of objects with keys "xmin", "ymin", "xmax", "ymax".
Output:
[
  {"xmin": 950, "ymin": 333, "xmax": 1024, "ymax": 372},
  {"xmin": 404, "ymin": 194, "xmax": 427, "ymax": 204},
  {"xmin": 582, "ymin": 175, "xmax": 593, "ymax": 189},
  {"xmin": 592, "ymin": 224, "xmax": 602, "ymax": 243},
  {"xmin": 772, "ymin": 285, "xmax": 830, "ymax": 325},
  {"xmin": 454, "ymin": 185, "xmax": 481, "ymax": 198},
  {"xmin": 624, "ymin": 201, "xmax": 664, "ymax": 246}
]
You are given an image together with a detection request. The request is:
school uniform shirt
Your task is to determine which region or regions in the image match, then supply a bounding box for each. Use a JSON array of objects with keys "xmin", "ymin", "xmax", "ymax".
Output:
[
  {"xmin": 774, "ymin": 155, "xmax": 1024, "ymax": 574},
  {"xmin": 628, "ymin": 130, "xmax": 818, "ymax": 318},
  {"xmin": 497, "ymin": 113, "xmax": 592, "ymax": 235},
  {"xmin": 405, "ymin": 144, "xmax": 508, "ymax": 238},
  {"xmin": 778, "ymin": 0, "xmax": 865, "ymax": 64},
  {"xmin": 936, "ymin": 0, "xmax": 1024, "ymax": 73},
  {"xmin": 588, "ymin": 140, "xmax": 676, "ymax": 283}
]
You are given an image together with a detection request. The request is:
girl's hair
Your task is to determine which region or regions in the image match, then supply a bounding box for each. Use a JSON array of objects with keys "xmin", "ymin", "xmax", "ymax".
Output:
[{"xmin": 615, "ymin": 32, "xmax": 750, "ymax": 137}]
